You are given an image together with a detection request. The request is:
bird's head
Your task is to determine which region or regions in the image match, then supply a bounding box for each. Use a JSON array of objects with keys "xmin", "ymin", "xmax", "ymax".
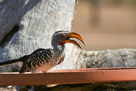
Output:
[{"xmin": 52, "ymin": 31, "xmax": 85, "ymax": 49}]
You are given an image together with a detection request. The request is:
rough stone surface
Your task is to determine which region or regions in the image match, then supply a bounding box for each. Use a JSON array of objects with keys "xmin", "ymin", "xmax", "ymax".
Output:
[
  {"xmin": 0, "ymin": 0, "xmax": 76, "ymax": 72},
  {"xmin": 77, "ymin": 49, "xmax": 136, "ymax": 69},
  {"xmin": 1, "ymin": 0, "xmax": 136, "ymax": 90}
]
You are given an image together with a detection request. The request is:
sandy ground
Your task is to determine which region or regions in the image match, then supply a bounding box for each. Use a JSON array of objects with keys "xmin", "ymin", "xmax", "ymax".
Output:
[{"xmin": 73, "ymin": 1, "xmax": 136, "ymax": 51}]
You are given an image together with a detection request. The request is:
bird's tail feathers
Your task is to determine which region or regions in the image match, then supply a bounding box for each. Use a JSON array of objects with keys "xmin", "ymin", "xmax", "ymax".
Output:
[{"xmin": 0, "ymin": 55, "xmax": 28, "ymax": 67}]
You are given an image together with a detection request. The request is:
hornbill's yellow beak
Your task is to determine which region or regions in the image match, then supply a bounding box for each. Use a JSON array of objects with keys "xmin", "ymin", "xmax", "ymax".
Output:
[{"xmin": 63, "ymin": 32, "xmax": 85, "ymax": 49}]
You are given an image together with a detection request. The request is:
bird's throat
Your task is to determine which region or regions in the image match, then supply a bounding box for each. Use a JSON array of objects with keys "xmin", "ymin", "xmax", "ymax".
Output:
[{"xmin": 53, "ymin": 44, "xmax": 65, "ymax": 56}]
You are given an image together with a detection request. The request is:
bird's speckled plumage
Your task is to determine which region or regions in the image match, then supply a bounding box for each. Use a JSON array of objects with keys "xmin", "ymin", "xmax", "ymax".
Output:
[
  {"xmin": 0, "ymin": 30, "xmax": 84, "ymax": 73},
  {"xmin": 20, "ymin": 31, "xmax": 68, "ymax": 73},
  {"xmin": 19, "ymin": 49, "xmax": 54, "ymax": 73}
]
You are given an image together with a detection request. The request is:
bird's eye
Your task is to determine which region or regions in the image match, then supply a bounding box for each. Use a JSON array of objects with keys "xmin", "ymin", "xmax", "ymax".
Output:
[{"xmin": 61, "ymin": 33, "xmax": 66, "ymax": 38}]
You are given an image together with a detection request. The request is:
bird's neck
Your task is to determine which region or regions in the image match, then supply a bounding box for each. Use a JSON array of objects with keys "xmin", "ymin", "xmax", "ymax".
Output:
[{"xmin": 53, "ymin": 44, "xmax": 65, "ymax": 56}]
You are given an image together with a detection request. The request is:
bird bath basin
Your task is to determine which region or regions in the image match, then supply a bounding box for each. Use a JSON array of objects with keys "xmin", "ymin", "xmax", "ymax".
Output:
[{"xmin": 0, "ymin": 67, "xmax": 136, "ymax": 86}]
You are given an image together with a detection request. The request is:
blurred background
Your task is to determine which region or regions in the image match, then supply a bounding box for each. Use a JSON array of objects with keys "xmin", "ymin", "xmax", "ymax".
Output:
[{"xmin": 72, "ymin": 0, "xmax": 136, "ymax": 51}]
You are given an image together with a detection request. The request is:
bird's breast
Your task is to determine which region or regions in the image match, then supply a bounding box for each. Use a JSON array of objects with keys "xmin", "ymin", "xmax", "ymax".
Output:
[
  {"xmin": 32, "ymin": 59, "xmax": 60, "ymax": 73},
  {"xmin": 28, "ymin": 49, "xmax": 64, "ymax": 73}
]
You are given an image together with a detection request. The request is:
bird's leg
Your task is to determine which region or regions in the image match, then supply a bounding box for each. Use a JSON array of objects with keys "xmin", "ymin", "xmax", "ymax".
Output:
[{"xmin": 32, "ymin": 69, "xmax": 43, "ymax": 73}]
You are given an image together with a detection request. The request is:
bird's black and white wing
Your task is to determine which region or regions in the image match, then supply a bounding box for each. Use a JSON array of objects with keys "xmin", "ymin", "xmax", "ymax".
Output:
[
  {"xmin": 0, "ymin": 48, "xmax": 45, "ymax": 67},
  {"xmin": 19, "ymin": 49, "xmax": 54, "ymax": 73}
]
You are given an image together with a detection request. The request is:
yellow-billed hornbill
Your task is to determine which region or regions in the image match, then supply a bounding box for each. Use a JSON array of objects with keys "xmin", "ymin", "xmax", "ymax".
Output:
[{"xmin": 0, "ymin": 31, "xmax": 84, "ymax": 73}]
